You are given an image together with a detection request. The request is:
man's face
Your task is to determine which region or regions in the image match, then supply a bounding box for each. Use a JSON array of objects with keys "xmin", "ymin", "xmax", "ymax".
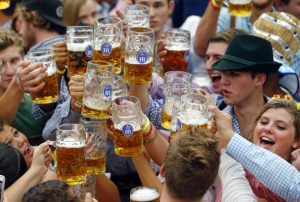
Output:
[
  {"xmin": 205, "ymin": 41, "xmax": 228, "ymax": 94},
  {"xmin": 18, "ymin": 16, "xmax": 35, "ymax": 52},
  {"xmin": 220, "ymin": 71, "xmax": 258, "ymax": 105},
  {"xmin": 0, "ymin": 45, "xmax": 23, "ymax": 90},
  {"xmin": 135, "ymin": 0, "xmax": 173, "ymax": 37},
  {"xmin": 0, "ymin": 125, "xmax": 33, "ymax": 168},
  {"xmin": 278, "ymin": 0, "xmax": 300, "ymax": 20}
]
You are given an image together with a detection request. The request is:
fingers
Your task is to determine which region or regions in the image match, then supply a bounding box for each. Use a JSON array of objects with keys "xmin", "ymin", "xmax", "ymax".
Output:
[
  {"xmin": 69, "ymin": 75, "xmax": 85, "ymax": 99},
  {"xmin": 292, "ymin": 149, "xmax": 300, "ymax": 160},
  {"xmin": 116, "ymin": 10, "xmax": 125, "ymax": 19},
  {"xmin": 85, "ymin": 193, "xmax": 98, "ymax": 202}
]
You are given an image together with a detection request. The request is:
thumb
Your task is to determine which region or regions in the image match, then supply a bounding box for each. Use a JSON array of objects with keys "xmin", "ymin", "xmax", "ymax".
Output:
[{"xmin": 116, "ymin": 10, "xmax": 125, "ymax": 19}]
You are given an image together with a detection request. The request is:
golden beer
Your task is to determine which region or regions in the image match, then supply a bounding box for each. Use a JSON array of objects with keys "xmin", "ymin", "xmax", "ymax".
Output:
[
  {"xmin": 124, "ymin": 59, "xmax": 153, "ymax": 84},
  {"xmin": 56, "ymin": 144, "xmax": 87, "ymax": 185},
  {"xmin": 87, "ymin": 152, "xmax": 106, "ymax": 174},
  {"xmin": 130, "ymin": 186, "xmax": 160, "ymax": 202},
  {"xmin": 0, "ymin": 0, "xmax": 9, "ymax": 9},
  {"xmin": 67, "ymin": 43, "xmax": 93, "ymax": 77},
  {"xmin": 161, "ymin": 102, "xmax": 173, "ymax": 130},
  {"xmin": 114, "ymin": 127, "xmax": 143, "ymax": 157},
  {"xmin": 162, "ymin": 47, "xmax": 189, "ymax": 74},
  {"xmin": 82, "ymin": 97, "xmax": 111, "ymax": 119},
  {"xmin": 228, "ymin": 0, "xmax": 252, "ymax": 17},
  {"xmin": 30, "ymin": 72, "xmax": 59, "ymax": 104},
  {"xmin": 93, "ymin": 45, "xmax": 122, "ymax": 75}
]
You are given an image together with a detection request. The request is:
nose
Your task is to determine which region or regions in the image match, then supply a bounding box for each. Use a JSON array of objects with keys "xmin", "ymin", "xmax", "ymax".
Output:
[
  {"xmin": 13, "ymin": 136, "xmax": 26, "ymax": 149},
  {"xmin": 86, "ymin": 16, "xmax": 96, "ymax": 26},
  {"xmin": 220, "ymin": 74, "xmax": 229, "ymax": 86},
  {"xmin": 149, "ymin": 6, "xmax": 155, "ymax": 17},
  {"xmin": 263, "ymin": 123, "xmax": 274, "ymax": 134},
  {"xmin": 2, "ymin": 63, "xmax": 16, "ymax": 76}
]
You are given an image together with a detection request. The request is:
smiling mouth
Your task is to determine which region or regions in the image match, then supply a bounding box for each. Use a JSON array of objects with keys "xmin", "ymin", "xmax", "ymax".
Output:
[
  {"xmin": 259, "ymin": 137, "xmax": 275, "ymax": 146},
  {"xmin": 211, "ymin": 75, "xmax": 221, "ymax": 83},
  {"xmin": 24, "ymin": 145, "xmax": 32, "ymax": 156}
]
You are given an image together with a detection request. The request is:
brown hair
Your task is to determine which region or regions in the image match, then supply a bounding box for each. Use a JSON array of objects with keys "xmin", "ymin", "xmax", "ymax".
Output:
[
  {"xmin": 208, "ymin": 28, "xmax": 249, "ymax": 44},
  {"xmin": 164, "ymin": 126, "xmax": 220, "ymax": 201},
  {"xmin": 249, "ymin": 99, "xmax": 300, "ymax": 142},
  {"xmin": 62, "ymin": 0, "xmax": 88, "ymax": 26},
  {"xmin": 0, "ymin": 28, "xmax": 23, "ymax": 52},
  {"xmin": 15, "ymin": 5, "xmax": 65, "ymax": 35}
]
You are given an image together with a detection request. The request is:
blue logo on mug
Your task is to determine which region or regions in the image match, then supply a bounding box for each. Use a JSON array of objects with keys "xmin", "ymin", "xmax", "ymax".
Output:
[
  {"xmin": 136, "ymin": 51, "xmax": 147, "ymax": 64},
  {"xmin": 122, "ymin": 124, "xmax": 134, "ymax": 137},
  {"xmin": 176, "ymin": 119, "xmax": 182, "ymax": 131},
  {"xmin": 101, "ymin": 43, "xmax": 112, "ymax": 54},
  {"xmin": 184, "ymin": 51, "xmax": 190, "ymax": 62},
  {"xmin": 85, "ymin": 44, "xmax": 93, "ymax": 57},
  {"xmin": 103, "ymin": 85, "xmax": 112, "ymax": 98}
]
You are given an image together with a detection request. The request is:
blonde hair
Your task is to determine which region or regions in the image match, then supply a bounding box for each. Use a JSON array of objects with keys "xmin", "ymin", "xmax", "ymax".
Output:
[{"xmin": 0, "ymin": 28, "xmax": 23, "ymax": 52}]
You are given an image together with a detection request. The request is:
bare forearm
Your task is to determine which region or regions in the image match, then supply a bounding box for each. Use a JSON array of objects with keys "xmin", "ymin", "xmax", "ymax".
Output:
[
  {"xmin": 194, "ymin": 5, "xmax": 220, "ymax": 56},
  {"xmin": 145, "ymin": 129, "xmax": 169, "ymax": 166},
  {"xmin": 0, "ymin": 77, "xmax": 24, "ymax": 124},
  {"xmin": 5, "ymin": 167, "xmax": 45, "ymax": 202},
  {"xmin": 96, "ymin": 174, "xmax": 121, "ymax": 202},
  {"xmin": 132, "ymin": 153, "xmax": 163, "ymax": 192},
  {"xmin": 128, "ymin": 84, "xmax": 149, "ymax": 111}
]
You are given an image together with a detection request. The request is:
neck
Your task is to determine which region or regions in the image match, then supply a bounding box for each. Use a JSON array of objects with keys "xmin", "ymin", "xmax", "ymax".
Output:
[
  {"xmin": 34, "ymin": 28, "xmax": 59, "ymax": 45},
  {"xmin": 155, "ymin": 30, "xmax": 163, "ymax": 43},
  {"xmin": 263, "ymin": 73, "xmax": 286, "ymax": 97},
  {"xmin": 251, "ymin": 2, "xmax": 273, "ymax": 24},
  {"xmin": 161, "ymin": 186, "xmax": 200, "ymax": 202},
  {"xmin": 233, "ymin": 90, "xmax": 265, "ymax": 138},
  {"xmin": 0, "ymin": 12, "xmax": 11, "ymax": 25}
]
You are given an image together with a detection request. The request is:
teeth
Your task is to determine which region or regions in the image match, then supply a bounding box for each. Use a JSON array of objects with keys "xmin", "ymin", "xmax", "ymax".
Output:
[{"xmin": 261, "ymin": 137, "xmax": 272, "ymax": 142}]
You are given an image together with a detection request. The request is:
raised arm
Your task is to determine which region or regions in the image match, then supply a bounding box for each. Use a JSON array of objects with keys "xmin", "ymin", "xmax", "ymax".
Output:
[{"xmin": 194, "ymin": 0, "xmax": 223, "ymax": 56}]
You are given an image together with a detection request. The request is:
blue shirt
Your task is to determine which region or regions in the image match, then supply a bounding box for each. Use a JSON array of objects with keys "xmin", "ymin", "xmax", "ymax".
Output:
[{"xmin": 227, "ymin": 133, "xmax": 300, "ymax": 201}]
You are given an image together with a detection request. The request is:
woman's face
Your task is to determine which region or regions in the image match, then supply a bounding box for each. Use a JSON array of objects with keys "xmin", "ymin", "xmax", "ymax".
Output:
[
  {"xmin": 0, "ymin": 125, "xmax": 33, "ymax": 167},
  {"xmin": 78, "ymin": 0, "xmax": 100, "ymax": 25},
  {"xmin": 253, "ymin": 108, "xmax": 299, "ymax": 160}
]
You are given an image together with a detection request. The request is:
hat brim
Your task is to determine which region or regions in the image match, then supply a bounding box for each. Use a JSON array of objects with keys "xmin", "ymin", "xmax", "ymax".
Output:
[
  {"xmin": 212, "ymin": 58, "xmax": 282, "ymax": 73},
  {"xmin": 41, "ymin": 13, "xmax": 66, "ymax": 28}
]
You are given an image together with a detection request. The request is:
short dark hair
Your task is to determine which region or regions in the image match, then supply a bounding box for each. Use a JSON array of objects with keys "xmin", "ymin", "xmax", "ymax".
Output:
[
  {"xmin": 164, "ymin": 126, "xmax": 220, "ymax": 201},
  {"xmin": 279, "ymin": 0, "xmax": 290, "ymax": 5},
  {"xmin": 22, "ymin": 180, "xmax": 80, "ymax": 202}
]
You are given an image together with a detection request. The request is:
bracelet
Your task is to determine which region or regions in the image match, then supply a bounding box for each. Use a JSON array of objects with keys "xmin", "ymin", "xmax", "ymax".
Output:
[
  {"xmin": 57, "ymin": 68, "xmax": 66, "ymax": 75},
  {"xmin": 144, "ymin": 125, "xmax": 156, "ymax": 145},
  {"xmin": 143, "ymin": 122, "xmax": 153, "ymax": 138},
  {"xmin": 142, "ymin": 116, "xmax": 150, "ymax": 134},
  {"xmin": 211, "ymin": 0, "xmax": 221, "ymax": 10}
]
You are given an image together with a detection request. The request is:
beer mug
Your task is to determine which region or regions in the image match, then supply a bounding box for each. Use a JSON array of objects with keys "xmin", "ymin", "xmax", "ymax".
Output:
[
  {"xmin": 112, "ymin": 96, "xmax": 143, "ymax": 157},
  {"xmin": 161, "ymin": 81, "xmax": 191, "ymax": 130},
  {"xmin": 26, "ymin": 49, "xmax": 59, "ymax": 104},
  {"xmin": 82, "ymin": 61, "xmax": 114, "ymax": 119},
  {"xmin": 130, "ymin": 186, "xmax": 160, "ymax": 202},
  {"xmin": 125, "ymin": 5, "xmax": 150, "ymax": 28},
  {"xmin": 162, "ymin": 28, "xmax": 190, "ymax": 74},
  {"xmin": 172, "ymin": 93, "xmax": 210, "ymax": 133},
  {"xmin": 112, "ymin": 76, "xmax": 128, "ymax": 101},
  {"xmin": 0, "ymin": 0, "xmax": 9, "ymax": 9},
  {"xmin": 228, "ymin": 0, "xmax": 252, "ymax": 17},
  {"xmin": 80, "ymin": 117, "xmax": 107, "ymax": 174},
  {"xmin": 94, "ymin": 17, "xmax": 123, "ymax": 75},
  {"xmin": 124, "ymin": 27, "xmax": 154, "ymax": 84},
  {"xmin": 164, "ymin": 71, "xmax": 192, "ymax": 84},
  {"xmin": 66, "ymin": 26, "xmax": 94, "ymax": 77},
  {"xmin": 56, "ymin": 124, "xmax": 87, "ymax": 185}
]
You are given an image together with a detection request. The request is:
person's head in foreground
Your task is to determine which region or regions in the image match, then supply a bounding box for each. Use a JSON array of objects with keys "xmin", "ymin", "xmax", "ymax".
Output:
[
  {"xmin": 22, "ymin": 180, "xmax": 79, "ymax": 202},
  {"xmin": 161, "ymin": 126, "xmax": 220, "ymax": 202},
  {"xmin": 251, "ymin": 98, "xmax": 300, "ymax": 161}
]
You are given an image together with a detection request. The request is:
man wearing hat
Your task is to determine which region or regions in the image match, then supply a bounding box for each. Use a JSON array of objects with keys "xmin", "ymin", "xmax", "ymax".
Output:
[
  {"xmin": 15, "ymin": 0, "xmax": 66, "ymax": 53},
  {"xmin": 212, "ymin": 34, "xmax": 281, "ymax": 138}
]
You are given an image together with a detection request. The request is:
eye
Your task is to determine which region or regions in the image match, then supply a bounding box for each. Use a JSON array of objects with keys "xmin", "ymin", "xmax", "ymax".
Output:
[
  {"xmin": 13, "ymin": 130, "xmax": 19, "ymax": 137},
  {"xmin": 205, "ymin": 55, "xmax": 210, "ymax": 62},
  {"xmin": 277, "ymin": 124, "xmax": 286, "ymax": 130},
  {"xmin": 153, "ymin": 2, "xmax": 163, "ymax": 8},
  {"xmin": 10, "ymin": 57, "xmax": 21, "ymax": 65}
]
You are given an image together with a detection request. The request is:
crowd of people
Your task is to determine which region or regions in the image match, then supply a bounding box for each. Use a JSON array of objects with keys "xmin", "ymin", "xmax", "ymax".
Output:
[{"xmin": 0, "ymin": 0, "xmax": 300, "ymax": 201}]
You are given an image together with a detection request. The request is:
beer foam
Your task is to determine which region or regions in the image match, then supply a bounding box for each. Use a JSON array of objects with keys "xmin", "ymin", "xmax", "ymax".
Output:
[
  {"xmin": 57, "ymin": 137, "xmax": 86, "ymax": 148},
  {"xmin": 67, "ymin": 42, "xmax": 92, "ymax": 51},
  {"xmin": 130, "ymin": 187, "xmax": 159, "ymax": 201},
  {"xmin": 84, "ymin": 97, "xmax": 110, "ymax": 110},
  {"xmin": 43, "ymin": 61, "xmax": 57, "ymax": 76},
  {"xmin": 165, "ymin": 44, "xmax": 189, "ymax": 52},
  {"xmin": 179, "ymin": 113, "xmax": 208, "ymax": 125},
  {"xmin": 125, "ymin": 57, "xmax": 153, "ymax": 65}
]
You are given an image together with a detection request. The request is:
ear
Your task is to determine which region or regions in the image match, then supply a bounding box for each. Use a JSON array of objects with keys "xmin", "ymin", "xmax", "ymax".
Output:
[
  {"xmin": 167, "ymin": 0, "xmax": 174, "ymax": 16},
  {"xmin": 292, "ymin": 138, "xmax": 300, "ymax": 149},
  {"xmin": 254, "ymin": 72, "xmax": 267, "ymax": 87},
  {"xmin": 273, "ymin": 0, "xmax": 284, "ymax": 11}
]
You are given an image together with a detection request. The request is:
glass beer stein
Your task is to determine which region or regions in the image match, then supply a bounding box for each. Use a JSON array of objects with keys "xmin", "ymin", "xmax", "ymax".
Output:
[
  {"xmin": 82, "ymin": 61, "xmax": 114, "ymax": 119},
  {"xmin": 26, "ymin": 49, "xmax": 59, "ymax": 104},
  {"xmin": 80, "ymin": 117, "xmax": 107, "ymax": 174},
  {"xmin": 162, "ymin": 28, "xmax": 190, "ymax": 74},
  {"xmin": 125, "ymin": 4, "xmax": 150, "ymax": 28},
  {"xmin": 130, "ymin": 186, "xmax": 160, "ymax": 202},
  {"xmin": 56, "ymin": 124, "xmax": 87, "ymax": 185},
  {"xmin": 66, "ymin": 26, "xmax": 94, "ymax": 77},
  {"xmin": 228, "ymin": 0, "xmax": 252, "ymax": 17},
  {"xmin": 124, "ymin": 27, "xmax": 154, "ymax": 84},
  {"xmin": 94, "ymin": 17, "xmax": 123, "ymax": 75},
  {"xmin": 112, "ymin": 96, "xmax": 143, "ymax": 157}
]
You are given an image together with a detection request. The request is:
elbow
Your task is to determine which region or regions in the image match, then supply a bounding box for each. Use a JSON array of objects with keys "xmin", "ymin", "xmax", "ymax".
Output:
[{"xmin": 194, "ymin": 41, "xmax": 207, "ymax": 57}]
